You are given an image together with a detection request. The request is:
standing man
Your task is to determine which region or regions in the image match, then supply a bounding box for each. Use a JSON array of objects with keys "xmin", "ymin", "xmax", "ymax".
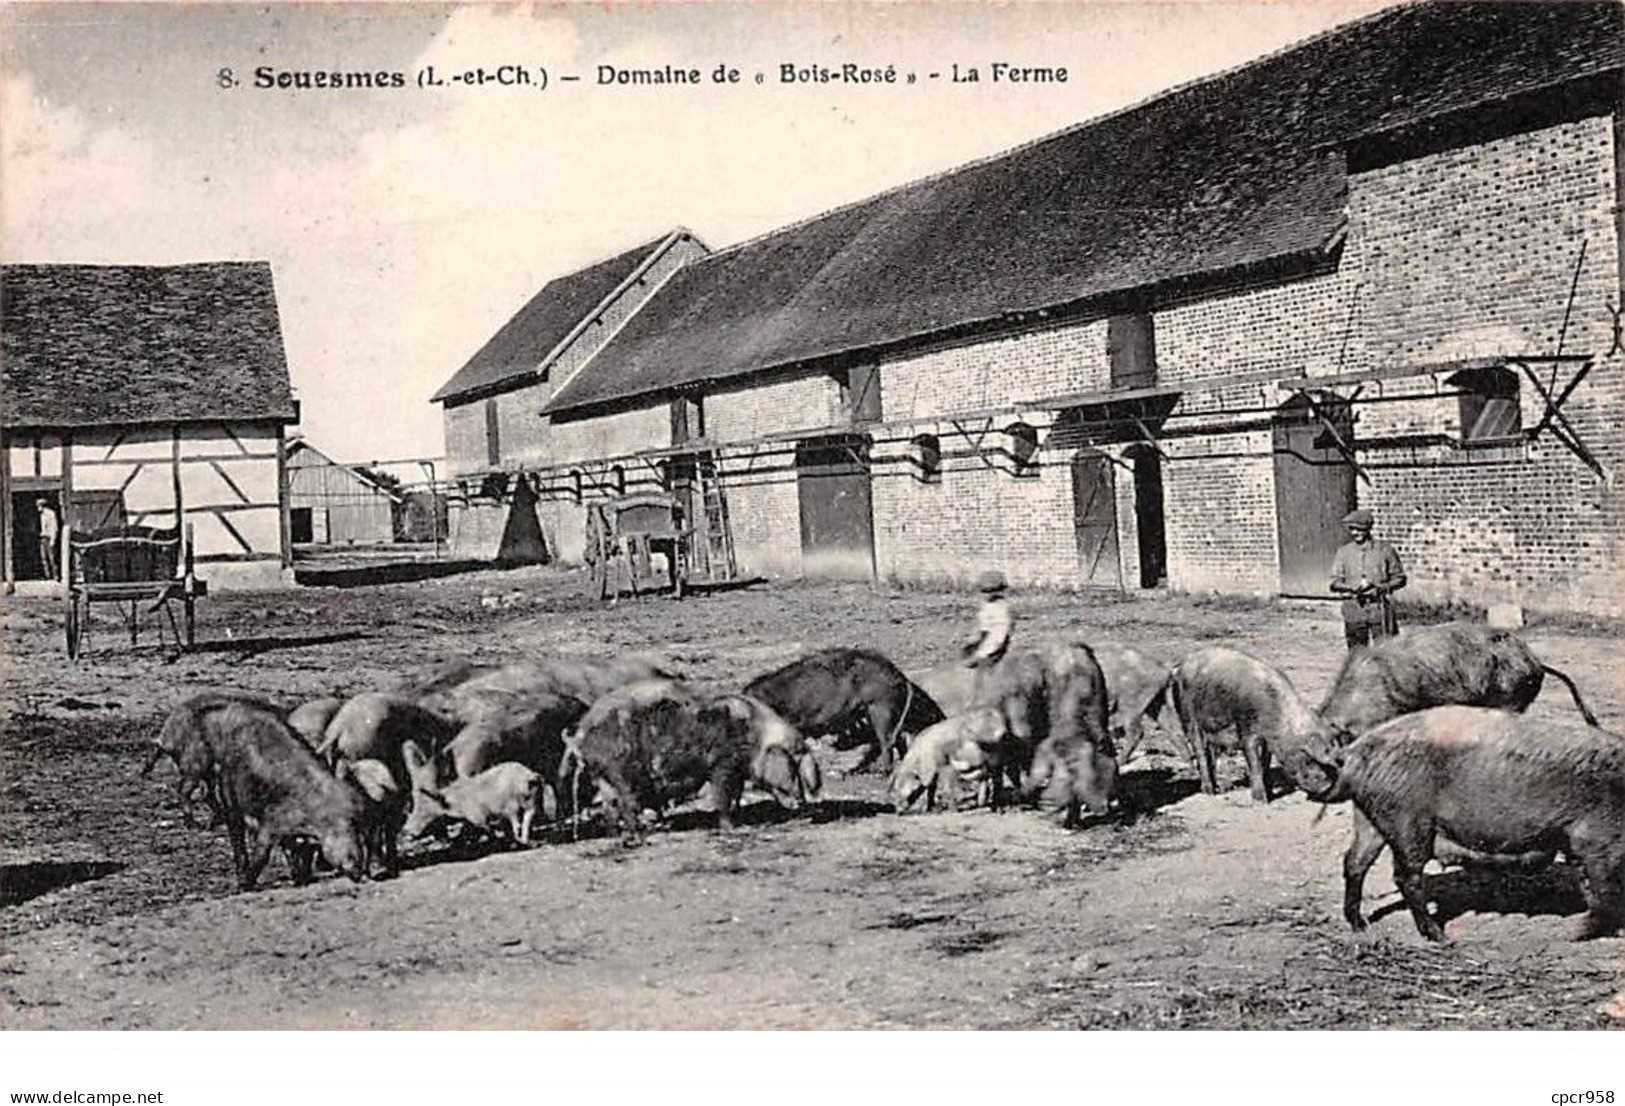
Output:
[
  {"xmin": 36, "ymin": 497, "xmax": 61, "ymax": 582},
  {"xmin": 962, "ymin": 569, "xmax": 1014, "ymax": 701},
  {"xmin": 1329, "ymin": 508, "xmax": 1406, "ymax": 649}
]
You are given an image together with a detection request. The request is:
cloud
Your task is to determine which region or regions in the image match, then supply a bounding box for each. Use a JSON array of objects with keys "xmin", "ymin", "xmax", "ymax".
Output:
[{"xmin": 1, "ymin": 74, "xmax": 169, "ymax": 257}]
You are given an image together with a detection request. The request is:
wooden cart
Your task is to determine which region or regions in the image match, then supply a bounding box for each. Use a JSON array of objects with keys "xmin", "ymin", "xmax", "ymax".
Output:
[
  {"xmin": 582, "ymin": 494, "xmax": 692, "ymax": 602},
  {"xmin": 64, "ymin": 523, "xmax": 207, "ymax": 659}
]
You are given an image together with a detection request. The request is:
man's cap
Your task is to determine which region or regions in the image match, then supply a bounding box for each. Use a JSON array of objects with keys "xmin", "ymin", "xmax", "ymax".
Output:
[
  {"xmin": 1342, "ymin": 508, "xmax": 1374, "ymax": 528},
  {"xmin": 976, "ymin": 570, "xmax": 1008, "ymax": 594}
]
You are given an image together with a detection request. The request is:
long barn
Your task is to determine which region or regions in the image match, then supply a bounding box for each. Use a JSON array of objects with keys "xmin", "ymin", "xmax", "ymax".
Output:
[
  {"xmin": 1, "ymin": 262, "xmax": 299, "ymax": 592},
  {"xmin": 437, "ymin": 2, "xmax": 1625, "ymax": 617}
]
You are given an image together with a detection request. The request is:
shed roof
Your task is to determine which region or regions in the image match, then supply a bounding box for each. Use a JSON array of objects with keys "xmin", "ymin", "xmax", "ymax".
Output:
[
  {"xmin": 1, "ymin": 261, "xmax": 297, "ymax": 429},
  {"xmin": 285, "ymin": 437, "xmax": 407, "ymax": 500},
  {"xmin": 431, "ymin": 231, "xmax": 695, "ymax": 404},
  {"xmin": 545, "ymin": 1, "xmax": 1623, "ymax": 416}
]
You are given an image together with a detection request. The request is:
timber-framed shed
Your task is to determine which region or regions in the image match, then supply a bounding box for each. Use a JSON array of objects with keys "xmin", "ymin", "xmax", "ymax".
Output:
[{"xmin": 1, "ymin": 262, "xmax": 300, "ymax": 592}]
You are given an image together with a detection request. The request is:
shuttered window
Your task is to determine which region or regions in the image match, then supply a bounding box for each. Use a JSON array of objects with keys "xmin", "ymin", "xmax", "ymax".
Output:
[
  {"xmin": 845, "ymin": 363, "xmax": 883, "ymax": 423},
  {"xmin": 670, "ymin": 396, "xmax": 704, "ymax": 443},
  {"xmin": 1008, "ymin": 422, "xmax": 1040, "ymax": 478},
  {"xmin": 910, "ymin": 433, "xmax": 942, "ymax": 484},
  {"xmin": 1108, "ymin": 313, "xmax": 1157, "ymax": 388},
  {"xmin": 484, "ymin": 398, "xmax": 501, "ymax": 467}
]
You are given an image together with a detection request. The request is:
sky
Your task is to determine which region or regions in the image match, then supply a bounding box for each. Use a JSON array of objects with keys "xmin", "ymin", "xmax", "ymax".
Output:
[{"xmin": 2, "ymin": 0, "xmax": 1401, "ymax": 464}]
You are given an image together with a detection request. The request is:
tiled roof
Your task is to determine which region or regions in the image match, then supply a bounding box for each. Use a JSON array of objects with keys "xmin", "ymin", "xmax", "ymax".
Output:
[
  {"xmin": 431, "ymin": 232, "xmax": 692, "ymax": 403},
  {"xmin": 2, "ymin": 262, "xmax": 296, "ymax": 428},
  {"xmin": 545, "ymin": 1, "xmax": 1622, "ymax": 415}
]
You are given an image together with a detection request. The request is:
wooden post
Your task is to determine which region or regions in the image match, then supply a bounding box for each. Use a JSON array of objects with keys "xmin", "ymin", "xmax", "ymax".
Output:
[
  {"xmin": 184, "ymin": 521, "xmax": 196, "ymax": 647},
  {"xmin": 276, "ymin": 427, "xmax": 292, "ymax": 568},
  {"xmin": 60, "ymin": 435, "xmax": 73, "ymax": 590},
  {"xmin": 171, "ymin": 424, "xmax": 183, "ymax": 530},
  {"xmin": 1614, "ymin": 86, "xmax": 1624, "ymax": 315},
  {"xmin": 0, "ymin": 429, "xmax": 12, "ymax": 593}
]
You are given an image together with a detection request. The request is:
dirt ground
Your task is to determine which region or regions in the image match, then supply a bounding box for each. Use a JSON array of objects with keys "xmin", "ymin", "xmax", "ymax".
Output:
[{"xmin": 2, "ymin": 566, "xmax": 1622, "ymax": 1029}]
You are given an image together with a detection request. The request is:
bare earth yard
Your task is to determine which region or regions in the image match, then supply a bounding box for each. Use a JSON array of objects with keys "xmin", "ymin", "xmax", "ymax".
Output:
[{"xmin": 2, "ymin": 567, "xmax": 1622, "ymax": 1029}]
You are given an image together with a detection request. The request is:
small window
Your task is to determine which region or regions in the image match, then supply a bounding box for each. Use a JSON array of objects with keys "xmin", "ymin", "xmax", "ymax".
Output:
[
  {"xmin": 1449, "ymin": 366, "xmax": 1522, "ymax": 445},
  {"xmin": 842, "ymin": 364, "xmax": 883, "ymax": 424},
  {"xmin": 484, "ymin": 397, "xmax": 501, "ymax": 467},
  {"xmin": 1008, "ymin": 422, "xmax": 1040, "ymax": 478},
  {"xmin": 909, "ymin": 434, "xmax": 942, "ymax": 484},
  {"xmin": 670, "ymin": 396, "xmax": 704, "ymax": 443},
  {"xmin": 1108, "ymin": 313, "xmax": 1157, "ymax": 388}
]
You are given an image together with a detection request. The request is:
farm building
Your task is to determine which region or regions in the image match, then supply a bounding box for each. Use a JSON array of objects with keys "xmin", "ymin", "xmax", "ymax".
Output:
[
  {"xmin": 285, "ymin": 437, "xmax": 402, "ymax": 546},
  {"xmin": 0, "ymin": 262, "xmax": 298, "ymax": 592},
  {"xmin": 431, "ymin": 230, "xmax": 708, "ymax": 562},
  {"xmin": 442, "ymin": 2, "xmax": 1625, "ymax": 617}
]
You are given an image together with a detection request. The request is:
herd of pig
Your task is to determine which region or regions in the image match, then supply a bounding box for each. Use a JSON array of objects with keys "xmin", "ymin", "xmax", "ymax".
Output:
[{"xmin": 138, "ymin": 620, "xmax": 1625, "ymax": 945}]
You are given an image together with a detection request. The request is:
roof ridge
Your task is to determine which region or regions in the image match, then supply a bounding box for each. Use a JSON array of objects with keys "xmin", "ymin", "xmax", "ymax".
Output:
[
  {"xmin": 696, "ymin": 0, "xmax": 1414, "ymax": 266},
  {"xmin": 546, "ymin": 231, "xmax": 705, "ymax": 404},
  {"xmin": 430, "ymin": 229, "xmax": 696, "ymax": 403}
]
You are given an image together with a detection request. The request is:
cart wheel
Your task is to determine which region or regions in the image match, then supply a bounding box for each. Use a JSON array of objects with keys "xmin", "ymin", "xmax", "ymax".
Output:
[
  {"xmin": 583, "ymin": 510, "xmax": 608, "ymax": 600},
  {"xmin": 65, "ymin": 594, "xmax": 82, "ymax": 660}
]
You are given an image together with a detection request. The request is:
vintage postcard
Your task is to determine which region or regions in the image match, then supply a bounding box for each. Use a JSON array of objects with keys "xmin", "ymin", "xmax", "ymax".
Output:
[{"xmin": 1, "ymin": 0, "xmax": 1622, "ymax": 1083}]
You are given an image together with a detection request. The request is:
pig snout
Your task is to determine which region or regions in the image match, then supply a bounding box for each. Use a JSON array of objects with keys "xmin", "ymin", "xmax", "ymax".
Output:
[
  {"xmin": 752, "ymin": 747, "xmax": 804, "ymax": 810},
  {"xmin": 323, "ymin": 830, "xmax": 368, "ymax": 883},
  {"xmin": 890, "ymin": 772, "xmax": 927, "ymax": 815}
]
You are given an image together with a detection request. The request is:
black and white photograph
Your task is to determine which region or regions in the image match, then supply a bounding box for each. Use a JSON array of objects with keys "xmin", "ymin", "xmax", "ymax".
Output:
[{"xmin": 1, "ymin": 0, "xmax": 1622, "ymax": 1081}]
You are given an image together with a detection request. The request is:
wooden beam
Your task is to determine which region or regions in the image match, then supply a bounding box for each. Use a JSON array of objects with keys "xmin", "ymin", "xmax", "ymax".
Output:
[
  {"xmin": 1512, "ymin": 357, "xmax": 1604, "ymax": 477},
  {"xmin": 0, "ymin": 429, "xmax": 11, "ymax": 590},
  {"xmin": 74, "ymin": 450, "xmax": 281, "ymax": 466},
  {"xmin": 1300, "ymin": 392, "xmax": 1373, "ymax": 487},
  {"xmin": 276, "ymin": 431, "xmax": 292, "ymax": 568},
  {"xmin": 208, "ymin": 460, "xmax": 252, "ymax": 504},
  {"xmin": 171, "ymin": 425, "xmax": 184, "ymax": 530},
  {"xmin": 1615, "ymin": 80, "xmax": 1624, "ymax": 314},
  {"xmin": 213, "ymin": 512, "xmax": 254, "ymax": 554}
]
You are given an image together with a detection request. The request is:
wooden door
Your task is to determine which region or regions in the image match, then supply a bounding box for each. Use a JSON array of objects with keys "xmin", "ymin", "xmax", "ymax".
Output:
[
  {"xmin": 795, "ymin": 436, "xmax": 875, "ymax": 580},
  {"xmin": 1071, "ymin": 451, "xmax": 1122, "ymax": 589},
  {"xmin": 1273, "ymin": 394, "xmax": 1356, "ymax": 597}
]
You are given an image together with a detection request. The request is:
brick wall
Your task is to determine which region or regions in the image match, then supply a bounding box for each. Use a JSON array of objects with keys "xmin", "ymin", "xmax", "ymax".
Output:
[
  {"xmin": 707, "ymin": 373, "xmax": 842, "ymax": 578},
  {"xmin": 440, "ymin": 234, "xmax": 706, "ymax": 558},
  {"xmin": 545, "ymin": 403, "xmax": 670, "ymax": 563},
  {"xmin": 443, "ymin": 400, "xmax": 488, "ymax": 477},
  {"xmin": 1350, "ymin": 114, "xmax": 1624, "ymax": 614},
  {"xmin": 871, "ymin": 325, "xmax": 1107, "ymax": 588}
]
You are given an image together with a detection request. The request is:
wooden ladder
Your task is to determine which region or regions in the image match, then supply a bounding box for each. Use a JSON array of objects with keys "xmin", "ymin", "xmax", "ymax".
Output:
[{"xmin": 692, "ymin": 453, "xmax": 737, "ymax": 582}]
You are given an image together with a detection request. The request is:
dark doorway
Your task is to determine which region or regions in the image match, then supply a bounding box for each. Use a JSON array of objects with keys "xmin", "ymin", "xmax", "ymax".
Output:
[
  {"xmin": 1126, "ymin": 445, "xmax": 1167, "ymax": 588},
  {"xmin": 795, "ymin": 435, "xmax": 875, "ymax": 580},
  {"xmin": 1272, "ymin": 393, "xmax": 1357, "ymax": 597},
  {"xmin": 1071, "ymin": 450, "xmax": 1122, "ymax": 589},
  {"xmin": 9, "ymin": 490, "xmax": 64, "ymax": 581},
  {"xmin": 290, "ymin": 507, "xmax": 314, "ymax": 544}
]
